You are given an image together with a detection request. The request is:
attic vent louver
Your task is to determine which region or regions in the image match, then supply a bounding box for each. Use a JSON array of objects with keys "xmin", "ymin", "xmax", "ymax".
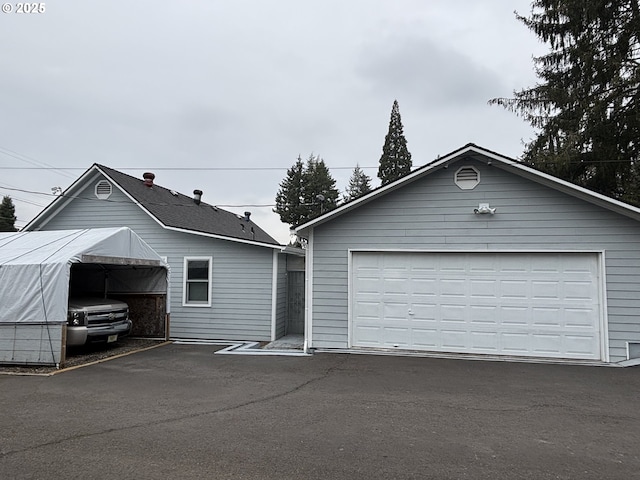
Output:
[
  {"xmin": 95, "ymin": 180, "xmax": 113, "ymax": 199},
  {"xmin": 454, "ymin": 166, "xmax": 480, "ymax": 190}
]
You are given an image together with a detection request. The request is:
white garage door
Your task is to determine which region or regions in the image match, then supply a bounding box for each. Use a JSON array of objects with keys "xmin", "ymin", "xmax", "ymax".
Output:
[{"xmin": 351, "ymin": 252, "xmax": 603, "ymax": 360}]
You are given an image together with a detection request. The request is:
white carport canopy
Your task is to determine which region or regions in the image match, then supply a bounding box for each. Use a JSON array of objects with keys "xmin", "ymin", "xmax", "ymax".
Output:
[{"xmin": 0, "ymin": 227, "xmax": 168, "ymax": 325}]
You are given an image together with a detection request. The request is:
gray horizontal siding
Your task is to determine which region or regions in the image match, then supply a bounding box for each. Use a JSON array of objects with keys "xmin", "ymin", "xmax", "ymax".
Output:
[
  {"xmin": 310, "ymin": 159, "xmax": 640, "ymax": 362},
  {"xmin": 35, "ymin": 176, "xmax": 275, "ymax": 342}
]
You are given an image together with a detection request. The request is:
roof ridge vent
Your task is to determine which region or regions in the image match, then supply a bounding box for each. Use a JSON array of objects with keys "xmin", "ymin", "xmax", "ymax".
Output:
[{"xmin": 143, "ymin": 172, "xmax": 155, "ymax": 187}]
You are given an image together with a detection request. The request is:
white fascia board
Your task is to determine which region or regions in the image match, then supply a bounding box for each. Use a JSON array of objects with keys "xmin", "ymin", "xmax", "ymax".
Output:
[{"xmin": 162, "ymin": 225, "xmax": 283, "ymax": 249}]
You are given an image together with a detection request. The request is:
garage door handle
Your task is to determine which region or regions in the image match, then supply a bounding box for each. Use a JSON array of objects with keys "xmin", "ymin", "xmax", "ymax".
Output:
[{"xmin": 408, "ymin": 310, "xmax": 414, "ymax": 316}]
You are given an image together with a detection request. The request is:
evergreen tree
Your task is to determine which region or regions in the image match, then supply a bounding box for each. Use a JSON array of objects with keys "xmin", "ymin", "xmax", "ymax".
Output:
[
  {"xmin": 274, "ymin": 154, "xmax": 339, "ymax": 227},
  {"xmin": 274, "ymin": 156, "xmax": 306, "ymax": 226},
  {"xmin": 0, "ymin": 195, "xmax": 17, "ymax": 232},
  {"xmin": 343, "ymin": 164, "xmax": 372, "ymax": 202},
  {"xmin": 378, "ymin": 100, "xmax": 412, "ymax": 186},
  {"xmin": 301, "ymin": 154, "xmax": 339, "ymax": 220},
  {"xmin": 490, "ymin": 0, "xmax": 640, "ymax": 204}
]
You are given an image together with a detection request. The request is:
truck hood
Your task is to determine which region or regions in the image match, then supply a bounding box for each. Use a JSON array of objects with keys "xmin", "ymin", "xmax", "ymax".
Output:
[{"xmin": 68, "ymin": 297, "xmax": 128, "ymax": 312}]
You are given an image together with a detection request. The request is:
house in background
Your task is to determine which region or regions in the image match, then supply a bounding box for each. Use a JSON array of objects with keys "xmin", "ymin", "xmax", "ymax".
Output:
[
  {"xmin": 296, "ymin": 143, "xmax": 640, "ymax": 365},
  {"xmin": 25, "ymin": 165, "xmax": 304, "ymax": 343}
]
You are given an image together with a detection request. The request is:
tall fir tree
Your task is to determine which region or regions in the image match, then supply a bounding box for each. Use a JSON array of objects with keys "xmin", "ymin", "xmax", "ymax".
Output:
[
  {"xmin": 490, "ymin": 0, "xmax": 640, "ymax": 204},
  {"xmin": 343, "ymin": 164, "xmax": 372, "ymax": 202},
  {"xmin": 302, "ymin": 154, "xmax": 339, "ymax": 219},
  {"xmin": 274, "ymin": 154, "xmax": 339, "ymax": 227},
  {"xmin": 0, "ymin": 195, "xmax": 17, "ymax": 232},
  {"xmin": 274, "ymin": 156, "xmax": 306, "ymax": 226},
  {"xmin": 378, "ymin": 100, "xmax": 412, "ymax": 186}
]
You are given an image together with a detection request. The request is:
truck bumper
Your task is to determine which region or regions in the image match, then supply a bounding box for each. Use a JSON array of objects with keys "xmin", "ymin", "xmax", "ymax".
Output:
[{"xmin": 66, "ymin": 320, "xmax": 132, "ymax": 346}]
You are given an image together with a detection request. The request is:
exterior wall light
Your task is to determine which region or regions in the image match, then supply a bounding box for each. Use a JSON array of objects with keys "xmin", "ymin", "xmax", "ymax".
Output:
[{"xmin": 474, "ymin": 203, "xmax": 496, "ymax": 215}]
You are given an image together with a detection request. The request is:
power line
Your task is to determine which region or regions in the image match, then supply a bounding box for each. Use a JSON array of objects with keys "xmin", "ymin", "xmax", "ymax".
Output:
[
  {"xmin": 0, "ymin": 146, "xmax": 76, "ymax": 179},
  {"xmin": 0, "ymin": 185, "xmax": 277, "ymax": 209},
  {"xmin": 0, "ymin": 165, "xmax": 379, "ymax": 171},
  {"xmin": 0, "ymin": 183, "xmax": 47, "ymax": 207}
]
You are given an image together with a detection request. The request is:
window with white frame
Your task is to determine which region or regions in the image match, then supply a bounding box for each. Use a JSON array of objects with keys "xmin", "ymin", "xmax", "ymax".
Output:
[{"xmin": 183, "ymin": 257, "xmax": 212, "ymax": 306}]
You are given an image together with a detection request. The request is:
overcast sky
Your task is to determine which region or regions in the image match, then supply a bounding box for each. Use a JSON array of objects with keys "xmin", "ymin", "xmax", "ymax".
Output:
[{"xmin": 0, "ymin": 0, "xmax": 546, "ymax": 243}]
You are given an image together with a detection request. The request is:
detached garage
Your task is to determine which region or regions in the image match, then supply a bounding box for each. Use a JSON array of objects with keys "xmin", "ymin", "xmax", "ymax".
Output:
[
  {"xmin": 0, "ymin": 227, "xmax": 168, "ymax": 367},
  {"xmin": 296, "ymin": 144, "xmax": 640, "ymax": 365}
]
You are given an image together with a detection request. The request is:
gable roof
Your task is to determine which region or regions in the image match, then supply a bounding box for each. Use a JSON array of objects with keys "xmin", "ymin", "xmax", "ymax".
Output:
[
  {"xmin": 296, "ymin": 143, "xmax": 640, "ymax": 233},
  {"xmin": 26, "ymin": 164, "xmax": 281, "ymax": 248}
]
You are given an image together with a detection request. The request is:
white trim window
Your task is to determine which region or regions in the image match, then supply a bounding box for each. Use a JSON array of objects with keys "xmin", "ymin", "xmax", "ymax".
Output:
[{"xmin": 183, "ymin": 257, "xmax": 212, "ymax": 306}]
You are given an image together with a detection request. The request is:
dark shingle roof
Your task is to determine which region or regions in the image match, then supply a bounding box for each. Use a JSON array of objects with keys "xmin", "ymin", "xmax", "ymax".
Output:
[{"xmin": 96, "ymin": 165, "xmax": 280, "ymax": 246}]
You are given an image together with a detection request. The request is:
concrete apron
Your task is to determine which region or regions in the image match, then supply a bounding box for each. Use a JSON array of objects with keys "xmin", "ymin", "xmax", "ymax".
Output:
[{"xmin": 173, "ymin": 334, "xmax": 310, "ymax": 357}]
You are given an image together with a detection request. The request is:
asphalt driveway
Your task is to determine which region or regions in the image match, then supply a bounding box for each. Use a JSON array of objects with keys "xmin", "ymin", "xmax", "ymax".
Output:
[{"xmin": 1, "ymin": 344, "xmax": 639, "ymax": 480}]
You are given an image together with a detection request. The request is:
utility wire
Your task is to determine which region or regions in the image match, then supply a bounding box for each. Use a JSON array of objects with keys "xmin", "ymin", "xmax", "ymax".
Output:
[
  {"xmin": 0, "ymin": 185, "xmax": 277, "ymax": 208},
  {"xmin": 0, "ymin": 165, "xmax": 379, "ymax": 171},
  {"xmin": 0, "ymin": 146, "xmax": 76, "ymax": 179}
]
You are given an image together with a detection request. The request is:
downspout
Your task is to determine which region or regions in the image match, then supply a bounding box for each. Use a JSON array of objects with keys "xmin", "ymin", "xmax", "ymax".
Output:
[
  {"xmin": 303, "ymin": 229, "xmax": 313, "ymax": 354},
  {"xmin": 271, "ymin": 250, "xmax": 278, "ymax": 341}
]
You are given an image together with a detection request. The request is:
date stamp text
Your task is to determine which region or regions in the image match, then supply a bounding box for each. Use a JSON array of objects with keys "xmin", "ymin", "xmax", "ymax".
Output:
[{"xmin": 2, "ymin": 3, "xmax": 46, "ymax": 14}]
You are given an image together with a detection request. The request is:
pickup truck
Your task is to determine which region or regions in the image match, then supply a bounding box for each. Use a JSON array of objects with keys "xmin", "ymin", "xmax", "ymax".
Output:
[{"xmin": 66, "ymin": 297, "xmax": 132, "ymax": 346}]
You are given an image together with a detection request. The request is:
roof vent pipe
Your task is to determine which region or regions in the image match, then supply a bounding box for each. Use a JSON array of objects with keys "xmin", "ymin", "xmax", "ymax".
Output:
[
  {"xmin": 193, "ymin": 189, "xmax": 203, "ymax": 205},
  {"xmin": 143, "ymin": 172, "xmax": 155, "ymax": 187},
  {"xmin": 244, "ymin": 211, "xmax": 251, "ymax": 221}
]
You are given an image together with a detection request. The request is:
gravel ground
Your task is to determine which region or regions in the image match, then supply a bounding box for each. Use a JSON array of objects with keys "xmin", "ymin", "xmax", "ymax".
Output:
[{"xmin": 0, "ymin": 337, "xmax": 167, "ymax": 376}]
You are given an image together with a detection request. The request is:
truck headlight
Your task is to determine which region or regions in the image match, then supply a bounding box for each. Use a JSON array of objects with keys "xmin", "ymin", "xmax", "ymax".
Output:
[{"xmin": 67, "ymin": 311, "xmax": 86, "ymax": 326}]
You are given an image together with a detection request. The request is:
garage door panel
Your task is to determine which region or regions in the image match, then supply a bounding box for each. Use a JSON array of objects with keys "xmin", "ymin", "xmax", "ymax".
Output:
[
  {"xmin": 564, "ymin": 281, "xmax": 596, "ymax": 300},
  {"xmin": 469, "ymin": 305, "xmax": 498, "ymax": 325},
  {"xmin": 564, "ymin": 308, "xmax": 598, "ymax": 328},
  {"xmin": 410, "ymin": 303, "xmax": 437, "ymax": 319},
  {"xmin": 500, "ymin": 332, "xmax": 531, "ymax": 354},
  {"xmin": 353, "ymin": 325, "xmax": 382, "ymax": 345},
  {"xmin": 351, "ymin": 252, "xmax": 602, "ymax": 360},
  {"xmin": 354, "ymin": 301, "xmax": 380, "ymax": 319},
  {"xmin": 382, "ymin": 327, "xmax": 410, "ymax": 346},
  {"xmin": 531, "ymin": 307, "xmax": 562, "ymax": 327},
  {"xmin": 384, "ymin": 302, "xmax": 409, "ymax": 320},
  {"xmin": 441, "ymin": 304, "xmax": 466, "ymax": 323},
  {"xmin": 500, "ymin": 306, "xmax": 530, "ymax": 326},
  {"xmin": 531, "ymin": 334, "xmax": 562, "ymax": 354},
  {"xmin": 470, "ymin": 331, "xmax": 499, "ymax": 351},
  {"xmin": 532, "ymin": 281, "xmax": 560, "ymax": 299},
  {"xmin": 441, "ymin": 329, "xmax": 467, "ymax": 348},
  {"xmin": 440, "ymin": 283, "xmax": 465, "ymax": 299},
  {"xmin": 412, "ymin": 278, "xmax": 437, "ymax": 295},
  {"xmin": 564, "ymin": 335, "xmax": 599, "ymax": 356},
  {"xmin": 501, "ymin": 280, "xmax": 529, "ymax": 299},
  {"xmin": 470, "ymin": 279, "xmax": 498, "ymax": 298}
]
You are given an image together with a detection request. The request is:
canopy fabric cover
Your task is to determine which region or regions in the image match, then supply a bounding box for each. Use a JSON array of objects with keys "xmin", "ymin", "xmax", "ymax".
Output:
[{"xmin": 0, "ymin": 227, "xmax": 167, "ymax": 324}]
